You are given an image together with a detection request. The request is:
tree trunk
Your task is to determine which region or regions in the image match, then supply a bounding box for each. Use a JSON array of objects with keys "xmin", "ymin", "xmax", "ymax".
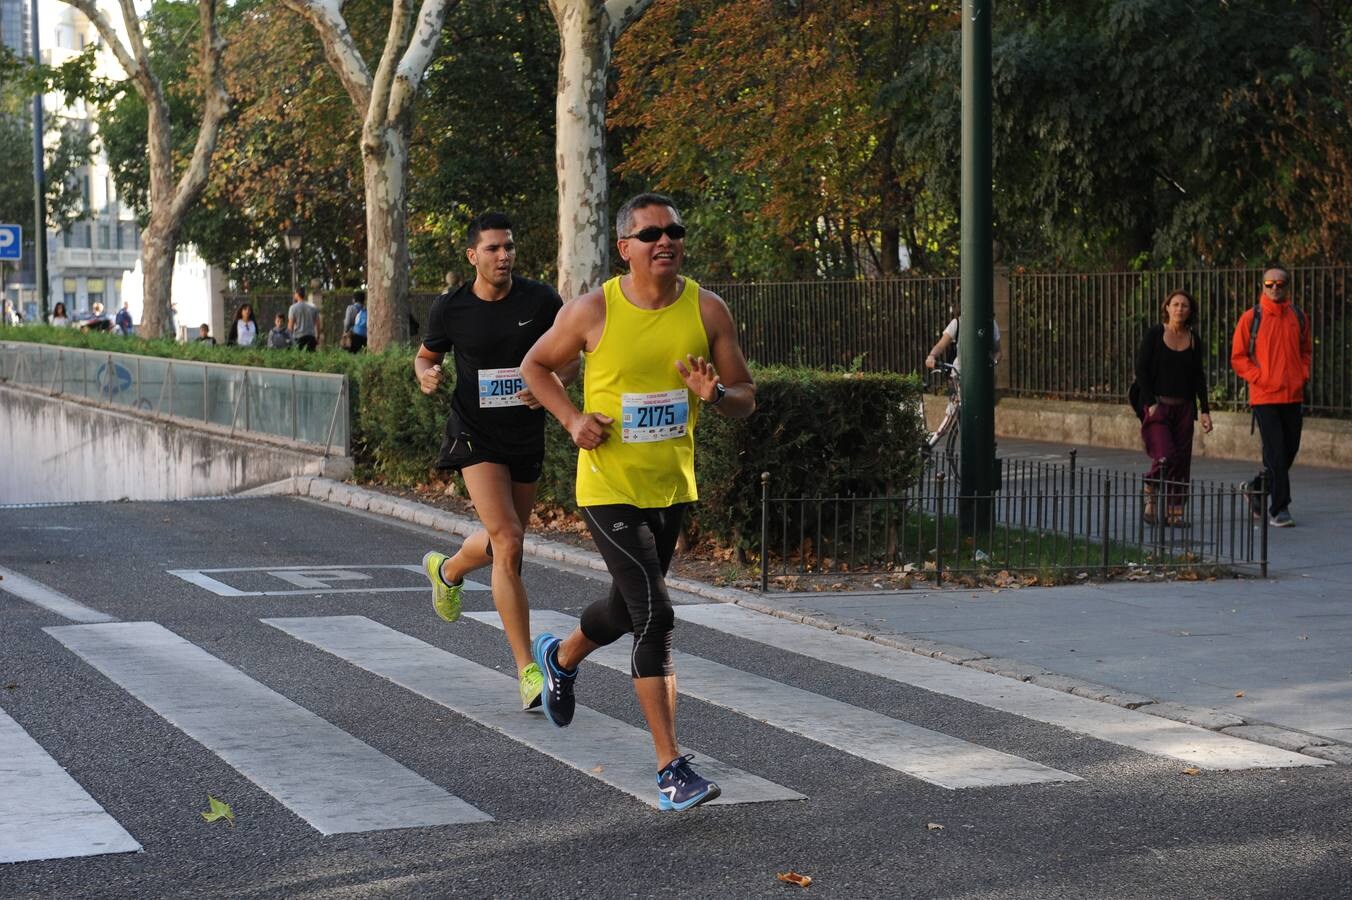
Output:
[
  {"xmin": 138, "ymin": 94, "xmax": 177, "ymax": 339},
  {"xmin": 363, "ymin": 130, "xmax": 411, "ymax": 351},
  {"xmin": 139, "ymin": 220, "xmax": 179, "ymax": 339},
  {"xmin": 552, "ymin": 2, "xmax": 614, "ymax": 299}
]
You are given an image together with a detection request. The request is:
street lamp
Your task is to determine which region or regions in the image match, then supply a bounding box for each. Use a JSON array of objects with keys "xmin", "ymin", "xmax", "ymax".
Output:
[{"xmin": 285, "ymin": 226, "xmax": 303, "ymax": 296}]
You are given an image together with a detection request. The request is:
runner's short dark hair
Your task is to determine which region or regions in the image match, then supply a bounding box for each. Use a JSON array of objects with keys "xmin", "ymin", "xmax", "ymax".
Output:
[
  {"xmin": 616, "ymin": 193, "xmax": 681, "ymax": 240},
  {"xmin": 467, "ymin": 212, "xmax": 513, "ymax": 248}
]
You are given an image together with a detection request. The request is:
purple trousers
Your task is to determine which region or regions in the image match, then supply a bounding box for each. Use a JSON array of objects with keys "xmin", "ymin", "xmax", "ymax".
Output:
[{"xmin": 1141, "ymin": 401, "xmax": 1194, "ymax": 504}]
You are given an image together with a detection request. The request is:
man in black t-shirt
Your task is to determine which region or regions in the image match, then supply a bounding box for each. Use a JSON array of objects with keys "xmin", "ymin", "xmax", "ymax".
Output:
[{"xmin": 413, "ymin": 212, "xmax": 576, "ymax": 711}]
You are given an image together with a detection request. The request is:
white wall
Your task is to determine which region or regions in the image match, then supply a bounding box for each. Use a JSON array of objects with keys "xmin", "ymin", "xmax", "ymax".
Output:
[{"xmin": 0, "ymin": 385, "xmax": 351, "ymax": 503}]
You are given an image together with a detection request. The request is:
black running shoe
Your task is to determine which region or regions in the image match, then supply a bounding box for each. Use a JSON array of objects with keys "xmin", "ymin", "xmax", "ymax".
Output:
[
  {"xmin": 656, "ymin": 754, "xmax": 721, "ymax": 811},
  {"xmin": 532, "ymin": 632, "xmax": 577, "ymax": 727}
]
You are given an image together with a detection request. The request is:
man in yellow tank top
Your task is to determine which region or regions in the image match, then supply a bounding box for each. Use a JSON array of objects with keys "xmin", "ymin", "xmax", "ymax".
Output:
[{"xmin": 521, "ymin": 193, "xmax": 756, "ymax": 811}]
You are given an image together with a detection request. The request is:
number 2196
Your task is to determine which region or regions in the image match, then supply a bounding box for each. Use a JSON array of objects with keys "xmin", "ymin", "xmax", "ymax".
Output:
[
  {"xmin": 489, "ymin": 378, "xmax": 524, "ymax": 396},
  {"xmin": 635, "ymin": 404, "xmax": 677, "ymax": 427}
]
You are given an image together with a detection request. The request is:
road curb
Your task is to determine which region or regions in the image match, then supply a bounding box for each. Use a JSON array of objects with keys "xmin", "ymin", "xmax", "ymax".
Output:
[{"xmin": 294, "ymin": 476, "xmax": 1346, "ymax": 764}]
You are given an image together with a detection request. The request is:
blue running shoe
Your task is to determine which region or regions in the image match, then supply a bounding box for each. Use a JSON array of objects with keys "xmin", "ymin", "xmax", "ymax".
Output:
[
  {"xmin": 656, "ymin": 754, "xmax": 721, "ymax": 811},
  {"xmin": 532, "ymin": 632, "xmax": 577, "ymax": 727}
]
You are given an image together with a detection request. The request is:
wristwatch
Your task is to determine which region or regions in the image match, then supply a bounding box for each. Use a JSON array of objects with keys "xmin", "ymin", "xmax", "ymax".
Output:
[{"xmin": 707, "ymin": 382, "xmax": 726, "ymax": 405}]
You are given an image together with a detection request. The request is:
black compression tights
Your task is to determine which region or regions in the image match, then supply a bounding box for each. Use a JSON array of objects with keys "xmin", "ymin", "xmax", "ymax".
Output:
[{"xmin": 578, "ymin": 503, "xmax": 688, "ymax": 678}]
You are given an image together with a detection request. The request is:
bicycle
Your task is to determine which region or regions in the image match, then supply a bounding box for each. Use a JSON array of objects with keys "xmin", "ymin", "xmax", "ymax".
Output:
[{"xmin": 916, "ymin": 360, "xmax": 961, "ymax": 483}]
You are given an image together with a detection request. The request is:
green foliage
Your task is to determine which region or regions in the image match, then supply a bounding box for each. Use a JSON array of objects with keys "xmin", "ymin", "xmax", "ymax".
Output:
[
  {"xmin": 410, "ymin": 0, "xmax": 560, "ymax": 286},
  {"xmin": 0, "ymin": 49, "xmax": 96, "ymax": 233},
  {"xmin": 695, "ymin": 368, "xmax": 925, "ymax": 547}
]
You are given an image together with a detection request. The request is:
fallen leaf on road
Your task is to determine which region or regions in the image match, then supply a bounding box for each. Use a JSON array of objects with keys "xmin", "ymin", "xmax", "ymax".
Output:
[
  {"xmin": 1235, "ymin": 691, "xmax": 1245, "ymax": 698},
  {"xmin": 201, "ymin": 795, "xmax": 235, "ymax": 827},
  {"xmin": 926, "ymin": 822, "xmax": 945, "ymax": 831},
  {"xmin": 776, "ymin": 871, "xmax": 812, "ymax": 887},
  {"xmin": 1181, "ymin": 767, "xmax": 1202, "ymax": 776}
]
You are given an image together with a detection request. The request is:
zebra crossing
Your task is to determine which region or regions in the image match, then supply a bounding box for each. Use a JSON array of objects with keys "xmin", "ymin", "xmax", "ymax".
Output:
[{"xmin": 1, "ymin": 573, "xmax": 1331, "ymax": 866}]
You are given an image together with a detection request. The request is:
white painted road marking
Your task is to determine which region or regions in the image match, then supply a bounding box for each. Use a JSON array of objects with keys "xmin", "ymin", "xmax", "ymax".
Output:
[
  {"xmin": 0, "ymin": 565, "xmax": 116, "ymax": 623},
  {"xmin": 0, "ymin": 706, "xmax": 141, "ymax": 864},
  {"xmin": 469, "ymin": 610, "xmax": 1077, "ymax": 789},
  {"xmin": 44, "ymin": 621, "xmax": 491, "ymax": 834},
  {"xmin": 167, "ymin": 565, "xmax": 488, "ymax": 597},
  {"xmin": 264, "ymin": 615, "xmax": 803, "ymax": 809},
  {"xmin": 676, "ymin": 604, "xmax": 1330, "ymax": 771}
]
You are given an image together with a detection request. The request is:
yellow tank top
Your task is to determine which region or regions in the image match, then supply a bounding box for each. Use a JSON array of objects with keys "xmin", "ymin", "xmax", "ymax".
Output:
[{"xmin": 575, "ymin": 276, "xmax": 710, "ymax": 508}]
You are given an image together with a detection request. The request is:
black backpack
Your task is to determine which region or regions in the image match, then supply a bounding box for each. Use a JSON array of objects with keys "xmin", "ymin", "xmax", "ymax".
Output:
[{"xmin": 1247, "ymin": 302, "xmax": 1308, "ymax": 362}]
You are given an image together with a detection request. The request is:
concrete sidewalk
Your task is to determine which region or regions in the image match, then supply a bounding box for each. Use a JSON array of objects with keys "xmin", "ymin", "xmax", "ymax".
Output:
[
  {"xmin": 748, "ymin": 438, "xmax": 1352, "ymax": 754},
  {"xmin": 279, "ymin": 434, "xmax": 1349, "ymax": 764}
]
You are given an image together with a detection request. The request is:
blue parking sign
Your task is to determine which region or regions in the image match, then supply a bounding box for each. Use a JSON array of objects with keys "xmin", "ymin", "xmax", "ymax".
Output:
[{"xmin": 0, "ymin": 224, "xmax": 20, "ymax": 261}]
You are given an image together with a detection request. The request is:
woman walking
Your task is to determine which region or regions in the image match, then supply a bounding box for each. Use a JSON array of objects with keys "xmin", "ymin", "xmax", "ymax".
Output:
[{"xmin": 1134, "ymin": 289, "xmax": 1213, "ymax": 526}]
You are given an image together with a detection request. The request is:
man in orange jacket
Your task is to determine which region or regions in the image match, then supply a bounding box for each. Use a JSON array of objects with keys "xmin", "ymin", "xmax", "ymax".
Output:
[{"xmin": 1230, "ymin": 265, "xmax": 1313, "ymax": 527}]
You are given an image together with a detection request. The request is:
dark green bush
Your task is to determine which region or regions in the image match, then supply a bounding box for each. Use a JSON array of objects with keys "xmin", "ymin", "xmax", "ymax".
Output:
[{"xmin": 1, "ymin": 327, "xmax": 925, "ymax": 544}]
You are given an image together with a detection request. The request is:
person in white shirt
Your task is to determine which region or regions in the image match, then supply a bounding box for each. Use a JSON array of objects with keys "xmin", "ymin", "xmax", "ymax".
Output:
[
  {"xmin": 926, "ymin": 311, "xmax": 1002, "ymax": 373},
  {"xmin": 228, "ymin": 303, "xmax": 259, "ymax": 347}
]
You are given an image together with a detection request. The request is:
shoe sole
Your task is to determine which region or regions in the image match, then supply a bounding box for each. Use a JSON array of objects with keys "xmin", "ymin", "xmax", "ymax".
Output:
[
  {"xmin": 658, "ymin": 783, "xmax": 722, "ymax": 811},
  {"xmin": 532, "ymin": 634, "xmax": 573, "ymax": 728}
]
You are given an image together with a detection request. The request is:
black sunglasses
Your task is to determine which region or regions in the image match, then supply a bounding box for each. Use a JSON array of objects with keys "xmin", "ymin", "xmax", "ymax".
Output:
[{"xmin": 622, "ymin": 224, "xmax": 687, "ymax": 242}]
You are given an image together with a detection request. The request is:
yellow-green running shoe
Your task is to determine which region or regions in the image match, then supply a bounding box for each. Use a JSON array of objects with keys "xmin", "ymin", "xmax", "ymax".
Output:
[
  {"xmin": 422, "ymin": 551, "xmax": 463, "ymax": 622},
  {"xmin": 519, "ymin": 663, "xmax": 544, "ymax": 711}
]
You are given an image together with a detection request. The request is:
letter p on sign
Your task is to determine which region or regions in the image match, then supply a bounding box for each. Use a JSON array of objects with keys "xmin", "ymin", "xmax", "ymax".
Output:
[{"xmin": 0, "ymin": 225, "xmax": 20, "ymax": 261}]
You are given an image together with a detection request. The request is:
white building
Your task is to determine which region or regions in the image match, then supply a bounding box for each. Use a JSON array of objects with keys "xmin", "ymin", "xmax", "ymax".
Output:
[{"xmin": 5, "ymin": 0, "xmax": 223, "ymax": 337}]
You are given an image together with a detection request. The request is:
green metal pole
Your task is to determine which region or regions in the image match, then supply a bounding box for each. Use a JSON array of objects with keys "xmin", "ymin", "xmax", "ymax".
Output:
[
  {"xmin": 31, "ymin": 0, "xmax": 49, "ymax": 321},
  {"xmin": 960, "ymin": 0, "xmax": 996, "ymax": 532}
]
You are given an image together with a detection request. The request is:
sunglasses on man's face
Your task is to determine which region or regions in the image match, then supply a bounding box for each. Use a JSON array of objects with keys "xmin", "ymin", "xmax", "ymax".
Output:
[
  {"xmin": 623, "ymin": 224, "xmax": 687, "ymax": 242},
  {"xmin": 1263, "ymin": 279, "xmax": 1288, "ymax": 288}
]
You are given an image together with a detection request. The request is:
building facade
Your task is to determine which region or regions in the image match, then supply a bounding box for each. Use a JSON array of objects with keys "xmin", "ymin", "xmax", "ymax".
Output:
[{"xmin": 1, "ymin": 0, "xmax": 141, "ymax": 321}]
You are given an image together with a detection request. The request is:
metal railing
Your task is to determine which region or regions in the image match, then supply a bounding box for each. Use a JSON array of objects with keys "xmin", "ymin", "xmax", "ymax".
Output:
[
  {"xmin": 0, "ymin": 342, "xmax": 349, "ymax": 455},
  {"xmin": 706, "ymin": 277, "xmax": 959, "ymax": 372},
  {"xmin": 756, "ymin": 452, "xmax": 1268, "ymax": 590},
  {"xmin": 1008, "ymin": 266, "xmax": 1351, "ymax": 416}
]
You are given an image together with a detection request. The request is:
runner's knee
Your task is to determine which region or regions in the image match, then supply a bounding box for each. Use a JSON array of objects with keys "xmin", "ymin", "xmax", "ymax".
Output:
[
  {"xmin": 631, "ymin": 605, "xmax": 675, "ymax": 678},
  {"xmin": 485, "ymin": 524, "xmax": 524, "ymax": 566}
]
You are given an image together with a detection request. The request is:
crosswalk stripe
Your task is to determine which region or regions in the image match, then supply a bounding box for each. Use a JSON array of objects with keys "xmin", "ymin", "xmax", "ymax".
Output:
[
  {"xmin": 467, "ymin": 610, "xmax": 1077, "ymax": 790},
  {"xmin": 263, "ymin": 615, "xmax": 803, "ymax": 809},
  {"xmin": 44, "ymin": 622, "xmax": 491, "ymax": 834},
  {"xmin": 675, "ymin": 604, "xmax": 1329, "ymax": 771},
  {"xmin": 0, "ymin": 706, "xmax": 141, "ymax": 864},
  {"xmin": 0, "ymin": 566, "xmax": 115, "ymax": 623}
]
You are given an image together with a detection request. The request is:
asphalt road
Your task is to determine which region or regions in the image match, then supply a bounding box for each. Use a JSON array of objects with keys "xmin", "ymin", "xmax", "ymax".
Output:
[{"xmin": 2, "ymin": 497, "xmax": 1350, "ymax": 899}]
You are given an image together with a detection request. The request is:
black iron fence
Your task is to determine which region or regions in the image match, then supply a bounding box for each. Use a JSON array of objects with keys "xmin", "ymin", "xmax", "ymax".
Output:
[
  {"xmin": 709, "ymin": 265, "xmax": 1351, "ymax": 417},
  {"xmin": 756, "ymin": 452, "xmax": 1268, "ymax": 591},
  {"xmin": 229, "ymin": 265, "xmax": 1350, "ymax": 416},
  {"xmin": 705, "ymin": 277, "xmax": 959, "ymax": 373},
  {"xmin": 1007, "ymin": 266, "xmax": 1351, "ymax": 416}
]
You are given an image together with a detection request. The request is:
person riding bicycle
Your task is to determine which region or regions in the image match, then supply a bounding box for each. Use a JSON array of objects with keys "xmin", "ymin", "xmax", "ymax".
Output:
[{"xmin": 925, "ymin": 310, "xmax": 1001, "ymax": 373}]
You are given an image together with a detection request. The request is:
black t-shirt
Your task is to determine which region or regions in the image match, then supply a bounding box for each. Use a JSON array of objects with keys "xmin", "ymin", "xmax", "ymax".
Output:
[{"xmin": 423, "ymin": 276, "xmax": 562, "ymax": 456}]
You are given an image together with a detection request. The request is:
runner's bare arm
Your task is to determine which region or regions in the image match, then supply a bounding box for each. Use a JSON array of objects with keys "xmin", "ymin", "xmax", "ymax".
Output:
[
  {"xmin": 677, "ymin": 290, "xmax": 755, "ymax": 419},
  {"xmin": 522, "ymin": 291, "xmax": 611, "ymax": 448},
  {"xmin": 414, "ymin": 345, "xmax": 447, "ymax": 395}
]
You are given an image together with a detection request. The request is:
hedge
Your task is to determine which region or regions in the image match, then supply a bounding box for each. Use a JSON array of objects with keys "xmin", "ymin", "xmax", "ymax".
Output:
[{"xmin": 1, "ymin": 326, "xmax": 925, "ymax": 546}]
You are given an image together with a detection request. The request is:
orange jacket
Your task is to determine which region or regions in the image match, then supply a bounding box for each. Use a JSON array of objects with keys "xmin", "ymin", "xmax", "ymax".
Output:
[{"xmin": 1230, "ymin": 296, "xmax": 1312, "ymax": 405}]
